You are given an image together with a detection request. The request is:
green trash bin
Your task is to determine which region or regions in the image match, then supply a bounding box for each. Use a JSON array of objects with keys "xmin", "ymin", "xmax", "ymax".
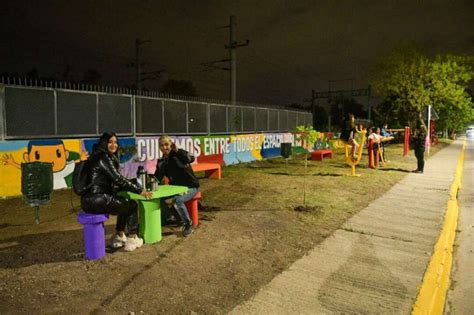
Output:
[
  {"xmin": 21, "ymin": 162, "xmax": 53, "ymax": 203},
  {"xmin": 280, "ymin": 143, "xmax": 292, "ymax": 159},
  {"xmin": 21, "ymin": 162, "xmax": 53, "ymax": 223}
]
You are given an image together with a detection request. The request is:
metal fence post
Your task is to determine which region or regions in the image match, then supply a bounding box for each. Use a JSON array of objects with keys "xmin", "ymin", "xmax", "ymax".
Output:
[
  {"xmin": 162, "ymin": 100, "xmax": 165, "ymax": 134},
  {"xmin": 132, "ymin": 95, "xmax": 136, "ymax": 137},
  {"xmin": 96, "ymin": 93, "xmax": 99, "ymax": 135},
  {"xmin": 277, "ymin": 110, "xmax": 280, "ymax": 131},
  {"xmin": 186, "ymin": 102, "xmax": 189, "ymax": 134},
  {"xmin": 207, "ymin": 103, "xmax": 210, "ymax": 135},
  {"xmin": 0, "ymin": 84, "xmax": 5, "ymax": 140},
  {"xmin": 267, "ymin": 109, "xmax": 269, "ymax": 132},
  {"xmin": 226, "ymin": 105, "xmax": 229, "ymax": 133},
  {"xmin": 254, "ymin": 107, "xmax": 257, "ymax": 133},
  {"xmin": 53, "ymin": 89, "xmax": 58, "ymax": 136}
]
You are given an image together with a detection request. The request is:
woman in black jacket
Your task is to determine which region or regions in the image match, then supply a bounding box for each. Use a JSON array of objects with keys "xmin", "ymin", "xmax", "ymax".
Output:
[{"xmin": 81, "ymin": 132, "xmax": 152, "ymax": 251}]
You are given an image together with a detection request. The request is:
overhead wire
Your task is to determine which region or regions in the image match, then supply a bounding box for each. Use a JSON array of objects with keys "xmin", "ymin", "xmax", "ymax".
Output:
[{"xmin": 2, "ymin": 3, "xmax": 317, "ymax": 105}]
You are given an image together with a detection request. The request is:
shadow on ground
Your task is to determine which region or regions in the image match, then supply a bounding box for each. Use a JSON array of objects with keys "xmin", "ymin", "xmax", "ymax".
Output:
[
  {"xmin": 0, "ymin": 227, "xmax": 90, "ymax": 268},
  {"xmin": 378, "ymin": 168, "xmax": 411, "ymax": 173},
  {"xmin": 268, "ymin": 172, "xmax": 342, "ymax": 177}
]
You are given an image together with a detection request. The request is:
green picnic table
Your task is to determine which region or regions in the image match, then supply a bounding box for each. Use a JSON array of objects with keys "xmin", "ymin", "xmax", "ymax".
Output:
[{"xmin": 119, "ymin": 185, "xmax": 188, "ymax": 244}]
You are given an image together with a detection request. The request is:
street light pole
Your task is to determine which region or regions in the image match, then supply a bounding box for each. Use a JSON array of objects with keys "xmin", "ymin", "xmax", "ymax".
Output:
[{"xmin": 427, "ymin": 105, "xmax": 431, "ymax": 156}]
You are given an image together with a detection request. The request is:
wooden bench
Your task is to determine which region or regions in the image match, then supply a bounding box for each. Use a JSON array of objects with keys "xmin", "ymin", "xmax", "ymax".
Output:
[
  {"xmin": 311, "ymin": 149, "xmax": 333, "ymax": 161},
  {"xmin": 191, "ymin": 163, "xmax": 221, "ymax": 179}
]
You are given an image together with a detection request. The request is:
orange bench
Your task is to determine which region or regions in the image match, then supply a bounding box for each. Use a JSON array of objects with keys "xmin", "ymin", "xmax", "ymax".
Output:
[
  {"xmin": 191, "ymin": 163, "xmax": 221, "ymax": 179},
  {"xmin": 311, "ymin": 149, "xmax": 333, "ymax": 161}
]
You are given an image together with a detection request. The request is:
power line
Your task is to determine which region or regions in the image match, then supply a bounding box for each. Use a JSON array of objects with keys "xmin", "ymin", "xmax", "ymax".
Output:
[
  {"xmin": 3, "ymin": 33, "xmax": 133, "ymax": 63},
  {"xmin": 245, "ymin": 45, "xmax": 333, "ymax": 83}
]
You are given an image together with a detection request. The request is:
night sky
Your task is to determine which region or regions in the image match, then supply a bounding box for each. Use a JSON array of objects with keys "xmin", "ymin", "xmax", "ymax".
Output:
[{"xmin": 1, "ymin": 0, "xmax": 473, "ymax": 106}]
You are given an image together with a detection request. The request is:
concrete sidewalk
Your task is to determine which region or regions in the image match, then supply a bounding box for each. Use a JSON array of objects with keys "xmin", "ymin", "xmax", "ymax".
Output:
[
  {"xmin": 446, "ymin": 139, "xmax": 474, "ymax": 314},
  {"xmin": 232, "ymin": 141, "xmax": 464, "ymax": 314}
]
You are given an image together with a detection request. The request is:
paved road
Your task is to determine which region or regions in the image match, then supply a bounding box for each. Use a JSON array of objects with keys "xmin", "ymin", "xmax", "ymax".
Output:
[
  {"xmin": 446, "ymin": 138, "xmax": 474, "ymax": 314},
  {"xmin": 232, "ymin": 140, "xmax": 467, "ymax": 314}
]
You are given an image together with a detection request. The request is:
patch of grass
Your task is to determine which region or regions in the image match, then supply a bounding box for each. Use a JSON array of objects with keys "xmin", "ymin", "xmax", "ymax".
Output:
[
  {"xmin": 0, "ymin": 142, "xmax": 448, "ymax": 239},
  {"xmin": 202, "ymin": 142, "xmax": 449, "ymax": 223}
]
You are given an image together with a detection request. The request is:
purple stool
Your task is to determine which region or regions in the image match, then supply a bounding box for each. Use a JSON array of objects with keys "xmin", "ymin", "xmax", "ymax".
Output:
[{"xmin": 77, "ymin": 211, "xmax": 109, "ymax": 260}]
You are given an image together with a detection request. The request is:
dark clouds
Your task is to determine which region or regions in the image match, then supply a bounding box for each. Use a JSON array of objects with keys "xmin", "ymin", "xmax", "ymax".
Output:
[{"xmin": 1, "ymin": 0, "xmax": 473, "ymax": 105}]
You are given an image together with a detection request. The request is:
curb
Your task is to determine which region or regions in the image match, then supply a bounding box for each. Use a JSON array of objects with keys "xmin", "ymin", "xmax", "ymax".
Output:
[{"xmin": 412, "ymin": 140, "xmax": 466, "ymax": 315}]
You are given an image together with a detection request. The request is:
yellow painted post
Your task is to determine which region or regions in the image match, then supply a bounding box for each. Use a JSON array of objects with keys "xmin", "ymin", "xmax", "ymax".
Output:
[{"xmin": 344, "ymin": 130, "xmax": 366, "ymax": 176}]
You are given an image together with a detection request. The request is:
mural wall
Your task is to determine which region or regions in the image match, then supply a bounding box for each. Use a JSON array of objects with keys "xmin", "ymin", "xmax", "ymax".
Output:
[{"xmin": 0, "ymin": 132, "xmax": 332, "ymax": 198}]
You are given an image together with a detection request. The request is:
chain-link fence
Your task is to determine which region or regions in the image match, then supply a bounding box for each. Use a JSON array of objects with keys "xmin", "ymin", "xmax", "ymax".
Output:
[{"xmin": 0, "ymin": 84, "xmax": 312, "ymax": 139}]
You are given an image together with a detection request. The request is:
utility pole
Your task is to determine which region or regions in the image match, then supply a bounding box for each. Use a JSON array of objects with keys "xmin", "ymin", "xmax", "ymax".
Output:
[
  {"xmin": 229, "ymin": 16, "xmax": 236, "ymax": 104},
  {"xmin": 367, "ymin": 85, "xmax": 372, "ymax": 121},
  {"xmin": 136, "ymin": 39, "xmax": 140, "ymax": 90},
  {"xmin": 135, "ymin": 38, "xmax": 151, "ymax": 91},
  {"xmin": 133, "ymin": 38, "xmax": 150, "ymax": 135},
  {"xmin": 202, "ymin": 16, "xmax": 249, "ymax": 104},
  {"xmin": 311, "ymin": 89, "xmax": 316, "ymax": 128},
  {"xmin": 427, "ymin": 104, "xmax": 431, "ymax": 156},
  {"xmin": 224, "ymin": 15, "xmax": 249, "ymax": 104}
]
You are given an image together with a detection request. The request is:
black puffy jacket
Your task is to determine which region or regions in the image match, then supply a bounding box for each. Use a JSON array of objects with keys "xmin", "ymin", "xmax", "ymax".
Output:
[
  {"xmin": 85, "ymin": 146, "xmax": 142, "ymax": 195},
  {"xmin": 412, "ymin": 130, "xmax": 426, "ymax": 151},
  {"xmin": 154, "ymin": 149, "xmax": 199, "ymax": 188}
]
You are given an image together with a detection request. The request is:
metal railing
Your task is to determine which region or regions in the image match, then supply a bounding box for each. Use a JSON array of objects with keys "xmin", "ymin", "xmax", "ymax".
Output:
[{"xmin": 0, "ymin": 78, "xmax": 312, "ymax": 140}]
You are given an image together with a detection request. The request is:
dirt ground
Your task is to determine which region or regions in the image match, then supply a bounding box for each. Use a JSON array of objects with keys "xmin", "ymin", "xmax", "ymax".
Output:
[{"xmin": 0, "ymin": 143, "xmax": 448, "ymax": 314}]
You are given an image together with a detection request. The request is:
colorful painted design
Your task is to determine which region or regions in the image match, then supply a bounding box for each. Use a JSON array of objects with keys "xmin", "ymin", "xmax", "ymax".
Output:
[
  {"xmin": 0, "ymin": 139, "xmax": 86, "ymax": 197},
  {"xmin": 0, "ymin": 132, "xmax": 333, "ymax": 197}
]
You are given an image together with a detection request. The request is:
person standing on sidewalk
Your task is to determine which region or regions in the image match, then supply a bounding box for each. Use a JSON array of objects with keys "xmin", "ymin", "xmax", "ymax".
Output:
[
  {"xmin": 154, "ymin": 135, "xmax": 199, "ymax": 237},
  {"xmin": 412, "ymin": 124, "xmax": 427, "ymax": 173}
]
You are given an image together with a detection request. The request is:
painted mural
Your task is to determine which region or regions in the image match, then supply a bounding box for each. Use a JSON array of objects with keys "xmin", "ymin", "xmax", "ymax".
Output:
[{"xmin": 0, "ymin": 132, "xmax": 332, "ymax": 197}]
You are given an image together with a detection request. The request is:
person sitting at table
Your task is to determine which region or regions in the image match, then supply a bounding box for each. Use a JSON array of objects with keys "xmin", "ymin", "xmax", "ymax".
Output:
[
  {"xmin": 154, "ymin": 135, "xmax": 199, "ymax": 237},
  {"xmin": 81, "ymin": 131, "xmax": 152, "ymax": 252}
]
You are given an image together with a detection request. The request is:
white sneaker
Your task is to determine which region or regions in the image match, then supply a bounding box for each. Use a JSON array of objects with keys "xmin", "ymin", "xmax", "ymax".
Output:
[
  {"xmin": 124, "ymin": 236, "xmax": 144, "ymax": 252},
  {"xmin": 110, "ymin": 233, "xmax": 127, "ymax": 249}
]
